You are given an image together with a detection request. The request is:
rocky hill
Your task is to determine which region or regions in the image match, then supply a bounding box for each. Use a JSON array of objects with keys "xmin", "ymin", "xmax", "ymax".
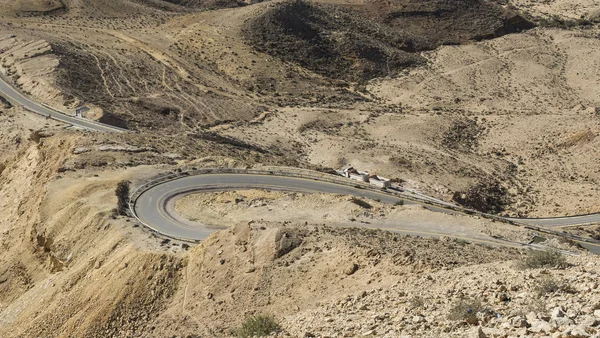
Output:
[
  {"xmin": 244, "ymin": 0, "xmax": 534, "ymax": 82},
  {"xmin": 244, "ymin": 0, "xmax": 426, "ymax": 82}
]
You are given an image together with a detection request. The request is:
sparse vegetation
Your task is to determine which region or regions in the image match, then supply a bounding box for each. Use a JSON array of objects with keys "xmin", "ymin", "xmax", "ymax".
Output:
[
  {"xmin": 448, "ymin": 297, "xmax": 486, "ymax": 324},
  {"xmin": 536, "ymin": 277, "xmax": 560, "ymax": 295},
  {"xmin": 443, "ymin": 118, "xmax": 484, "ymax": 151},
  {"xmin": 453, "ymin": 180, "xmax": 511, "ymax": 214},
  {"xmin": 28, "ymin": 130, "xmax": 43, "ymax": 143},
  {"xmin": 236, "ymin": 315, "xmax": 280, "ymax": 338},
  {"xmin": 390, "ymin": 156, "xmax": 414, "ymax": 169},
  {"xmin": 115, "ymin": 181, "xmax": 130, "ymax": 216},
  {"xmin": 454, "ymin": 238, "xmax": 470, "ymax": 246},
  {"xmin": 518, "ymin": 250, "xmax": 567, "ymax": 270},
  {"xmin": 409, "ymin": 295, "xmax": 425, "ymax": 309},
  {"xmin": 535, "ymin": 277, "xmax": 577, "ymax": 296},
  {"xmin": 0, "ymin": 95, "xmax": 12, "ymax": 109}
]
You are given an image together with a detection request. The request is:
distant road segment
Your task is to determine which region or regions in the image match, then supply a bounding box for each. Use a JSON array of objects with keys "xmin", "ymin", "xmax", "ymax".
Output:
[{"xmin": 0, "ymin": 73, "xmax": 125, "ymax": 132}]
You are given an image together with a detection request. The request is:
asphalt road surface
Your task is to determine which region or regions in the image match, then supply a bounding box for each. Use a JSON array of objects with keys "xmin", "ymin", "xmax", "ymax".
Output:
[
  {"xmin": 508, "ymin": 214, "xmax": 600, "ymax": 227},
  {"xmin": 134, "ymin": 174, "xmax": 433, "ymax": 241},
  {"xmin": 133, "ymin": 173, "xmax": 600, "ymax": 254},
  {"xmin": 0, "ymin": 74, "xmax": 125, "ymax": 132}
]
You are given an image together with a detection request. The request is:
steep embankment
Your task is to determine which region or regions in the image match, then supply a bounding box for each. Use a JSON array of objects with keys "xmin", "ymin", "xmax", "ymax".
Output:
[
  {"xmin": 146, "ymin": 221, "xmax": 523, "ymax": 336},
  {"xmin": 0, "ymin": 36, "xmax": 71, "ymax": 111},
  {"xmin": 0, "ymin": 113, "xmax": 184, "ymax": 337}
]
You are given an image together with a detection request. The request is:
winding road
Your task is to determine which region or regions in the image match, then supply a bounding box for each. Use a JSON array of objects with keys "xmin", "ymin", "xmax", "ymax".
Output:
[
  {"xmin": 131, "ymin": 171, "xmax": 600, "ymax": 254},
  {"xmin": 0, "ymin": 73, "xmax": 125, "ymax": 133},
  {"xmin": 2, "ymin": 70, "xmax": 600, "ymax": 253},
  {"xmin": 134, "ymin": 173, "xmax": 448, "ymax": 240}
]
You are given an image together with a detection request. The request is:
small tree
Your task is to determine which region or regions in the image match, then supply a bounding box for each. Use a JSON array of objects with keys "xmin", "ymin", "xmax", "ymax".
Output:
[{"xmin": 115, "ymin": 181, "xmax": 130, "ymax": 216}]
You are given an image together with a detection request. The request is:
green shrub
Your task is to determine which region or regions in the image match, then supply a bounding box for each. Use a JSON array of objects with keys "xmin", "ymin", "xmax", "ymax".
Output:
[
  {"xmin": 518, "ymin": 250, "xmax": 567, "ymax": 269},
  {"xmin": 236, "ymin": 314, "xmax": 280, "ymax": 338}
]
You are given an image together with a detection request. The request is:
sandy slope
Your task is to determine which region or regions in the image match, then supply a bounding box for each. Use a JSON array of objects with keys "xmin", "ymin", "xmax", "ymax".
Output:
[{"xmin": 174, "ymin": 190, "xmax": 531, "ymax": 244}]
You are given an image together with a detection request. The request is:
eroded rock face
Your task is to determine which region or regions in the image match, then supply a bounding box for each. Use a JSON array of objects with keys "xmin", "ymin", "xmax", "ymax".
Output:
[
  {"xmin": 0, "ymin": 37, "xmax": 68, "ymax": 110},
  {"xmin": 274, "ymin": 229, "xmax": 303, "ymax": 259},
  {"xmin": 161, "ymin": 0, "xmax": 247, "ymax": 9},
  {"xmin": 377, "ymin": 0, "xmax": 535, "ymax": 43}
]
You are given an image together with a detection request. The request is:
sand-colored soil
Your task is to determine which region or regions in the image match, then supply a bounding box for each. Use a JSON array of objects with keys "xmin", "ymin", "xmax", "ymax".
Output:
[
  {"xmin": 0, "ymin": 0, "xmax": 64, "ymax": 16},
  {"xmin": 174, "ymin": 190, "xmax": 532, "ymax": 245}
]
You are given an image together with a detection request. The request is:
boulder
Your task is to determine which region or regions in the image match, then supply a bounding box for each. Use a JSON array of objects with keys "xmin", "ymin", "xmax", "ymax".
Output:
[
  {"xmin": 344, "ymin": 263, "xmax": 359, "ymax": 276},
  {"xmin": 469, "ymin": 326, "xmax": 486, "ymax": 338},
  {"xmin": 569, "ymin": 326, "xmax": 591, "ymax": 337},
  {"xmin": 551, "ymin": 317, "xmax": 574, "ymax": 328},
  {"xmin": 578, "ymin": 315, "xmax": 599, "ymax": 327},
  {"xmin": 528, "ymin": 319, "xmax": 553, "ymax": 333},
  {"xmin": 551, "ymin": 307, "xmax": 565, "ymax": 319},
  {"xmin": 526, "ymin": 312, "xmax": 538, "ymax": 322},
  {"xmin": 509, "ymin": 316, "xmax": 529, "ymax": 328}
]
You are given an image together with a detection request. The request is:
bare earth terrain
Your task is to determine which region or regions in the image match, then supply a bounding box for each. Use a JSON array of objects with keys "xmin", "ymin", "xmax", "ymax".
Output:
[{"xmin": 0, "ymin": 0, "xmax": 599, "ymax": 336}]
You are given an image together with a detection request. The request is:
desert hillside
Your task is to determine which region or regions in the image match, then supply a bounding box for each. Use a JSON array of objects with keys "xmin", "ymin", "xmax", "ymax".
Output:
[{"xmin": 0, "ymin": 0, "xmax": 599, "ymax": 336}]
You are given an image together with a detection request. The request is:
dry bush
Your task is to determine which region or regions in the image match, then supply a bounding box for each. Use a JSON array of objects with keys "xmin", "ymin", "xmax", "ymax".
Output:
[
  {"xmin": 453, "ymin": 179, "xmax": 511, "ymax": 214},
  {"xmin": 115, "ymin": 181, "xmax": 130, "ymax": 216},
  {"xmin": 518, "ymin": 250, "xmax": 567, "ymax": 270},
  {"xmin": 236, "ymin": 315, "xmax": 280, "ymax": 338},
  {"xmin": 409, "ymin": 295, "xmax": 425, "ymax": 309},
  {"xmin": 535, "ymin": 277, "xmax": 577, "ymax": 296},
  {"xmin": 448, "ymin": 297, "xmax": 486, "ymax": 324}
]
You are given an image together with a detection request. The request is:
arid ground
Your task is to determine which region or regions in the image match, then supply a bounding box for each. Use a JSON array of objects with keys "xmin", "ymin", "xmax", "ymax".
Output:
[{"xmin": 0, "ymin": 0, "xmax": 600, "ymax": 336}]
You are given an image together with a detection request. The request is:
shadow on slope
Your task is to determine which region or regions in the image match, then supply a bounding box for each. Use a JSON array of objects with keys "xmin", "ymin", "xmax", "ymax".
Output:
[{"xmin": 244, "ymin": 0, "xmax": 534, "ymax": 82}]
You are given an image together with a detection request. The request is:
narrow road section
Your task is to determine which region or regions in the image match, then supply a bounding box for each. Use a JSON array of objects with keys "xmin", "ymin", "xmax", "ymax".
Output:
[{"xmin": 0, "ymin": 73, "xmax": 125, "ymax": 132}]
